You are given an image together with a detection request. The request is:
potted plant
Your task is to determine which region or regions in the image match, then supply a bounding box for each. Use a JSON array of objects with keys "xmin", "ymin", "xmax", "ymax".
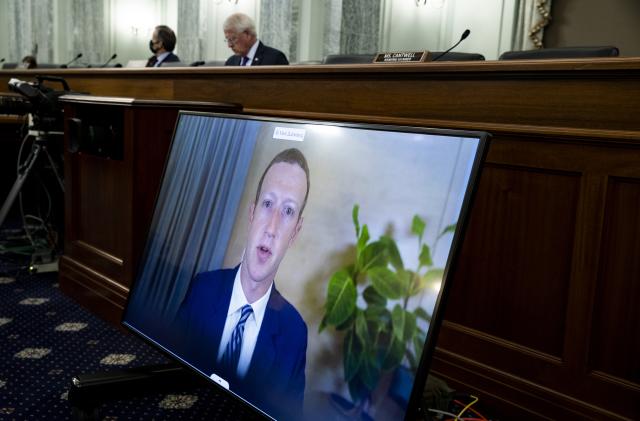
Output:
[{"xmin": 319, "ymin": 204, "xmax": 454, "ymax": 413}]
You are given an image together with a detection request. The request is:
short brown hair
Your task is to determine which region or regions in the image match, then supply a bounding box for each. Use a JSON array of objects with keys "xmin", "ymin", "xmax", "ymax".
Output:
[
  {"xmin": 155, "ymin": 25, "xmax": 177, "ymax": 52},
  {"xmin": 255, "ymin": 148, "xmax": 310, "ymax": 217}
]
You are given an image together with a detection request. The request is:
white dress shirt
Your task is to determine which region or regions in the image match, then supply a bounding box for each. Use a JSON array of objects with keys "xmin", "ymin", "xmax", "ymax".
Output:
[
  {"xmin": 242, "ymin": 39, "xmax": 260, "ymax": 66},
  {"xmin": 154, "ymin": 51, "xmax": 171, "ymax": 67},
  {"xmin": 216, "ymin": 264, "xmax": 271, "ymax": 378}
]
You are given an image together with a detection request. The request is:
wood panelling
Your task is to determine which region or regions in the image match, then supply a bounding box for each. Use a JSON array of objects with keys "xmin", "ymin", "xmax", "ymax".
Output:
[
  {"xmin": 590, "ymin": 177, "xmax": 640, "ymax": 384},
  {"xmin": 2, "ymin": 59, "xmax": 638, "ymax": 419},
  {"xmin": 445, "ymin": 163, "xmax": 580, "ymax": 357}
]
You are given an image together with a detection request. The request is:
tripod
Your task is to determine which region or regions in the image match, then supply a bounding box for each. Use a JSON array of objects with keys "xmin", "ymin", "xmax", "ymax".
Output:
[{"xmin": 0, "ymin": 129, "xmax": 65, "ymax": 272}]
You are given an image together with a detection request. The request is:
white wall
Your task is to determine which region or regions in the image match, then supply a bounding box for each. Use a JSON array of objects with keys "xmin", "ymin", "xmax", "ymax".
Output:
[{"xmin": 380, "ymin": 0, "xmax": 515, "ymax": 60}]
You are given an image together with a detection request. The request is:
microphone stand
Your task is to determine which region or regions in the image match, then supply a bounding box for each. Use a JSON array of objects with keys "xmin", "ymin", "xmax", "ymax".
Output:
[
  {"xmin": 432, "ymin": 29, "xmax": 471, "ymax": 61},
  {"xmin": 61, "ymin": 53, "xmax": 83, "ymax": 68},
  {"xmin": 101, "ymin": 54, "xmax": 117, "ymax": 68}
]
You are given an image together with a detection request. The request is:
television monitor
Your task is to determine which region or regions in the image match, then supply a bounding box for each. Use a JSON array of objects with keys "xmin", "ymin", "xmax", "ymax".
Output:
[{"xmin": 123, "ymin": 111, "xmax": 489, "ymax": 420}]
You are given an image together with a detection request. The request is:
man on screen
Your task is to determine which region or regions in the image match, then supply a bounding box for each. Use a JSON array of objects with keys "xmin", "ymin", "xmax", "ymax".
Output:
[{"xmin": 175, "ymin": 148, "xmax": 309, "ymax": 420}]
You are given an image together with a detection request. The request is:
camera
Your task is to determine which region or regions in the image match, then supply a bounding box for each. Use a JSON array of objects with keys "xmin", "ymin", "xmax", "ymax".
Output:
[
  {"xmin": 0, "ymin": 75, "xmax": 71, "ymax": 132},
  {"xmin": 0, "ymin": 76, "xmax": 74, "ymax": 271}
]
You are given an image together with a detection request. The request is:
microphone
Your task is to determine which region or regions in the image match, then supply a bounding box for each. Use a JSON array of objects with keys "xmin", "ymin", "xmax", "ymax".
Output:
[
  {"xmin": 61, "ymin": 53, "xmax": 83, "ymax": 68},
  {"xmin": 191, "ymin": 60, "xmax": 205, "ymax": 67},
  {"xmin": 432, "ymin": 29, "xmax": 471, "ymax": 61},
  {"xmin": 0, "ymin": 58, "xmax": 5, "ymax": 64},
  {"xmin": 101, "ymin": 53, "xmax": 117, "ymax": 67}
]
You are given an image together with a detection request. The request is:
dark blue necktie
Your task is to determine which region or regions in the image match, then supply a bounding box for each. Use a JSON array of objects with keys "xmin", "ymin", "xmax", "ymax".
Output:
[
  {"xmin": 221, "ymin": 304, "xmax": 253, "ymax": 376},
  {"xmin": 241, "ymin": 56, "xmax": 250, "ymax": 66}
]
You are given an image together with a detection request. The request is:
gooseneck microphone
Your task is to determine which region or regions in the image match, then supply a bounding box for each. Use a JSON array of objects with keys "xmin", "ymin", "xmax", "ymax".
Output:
[
  {"xmin": 432, "ymin": 29, "xmax": 471, "ymax": 61},
  {"xmin": 0, "ymin": 58, "xmax": 5, "ymax": 64},
  {"xmin": 101, "ymin": 53, "xmax": 117, "ymax": 68},
  {"xmin": 61, "ymin": 53, "xmax": 83, "ymax": 68}
]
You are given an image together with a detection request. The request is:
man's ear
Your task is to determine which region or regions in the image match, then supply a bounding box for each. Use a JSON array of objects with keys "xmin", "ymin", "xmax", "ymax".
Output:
[
  {"xmin": 288, "ymin": 216, "xmax": 303, "ymax": 248},
  {"xmin": 248, "ymin": 202, "xmax": 255, "ymax": 224}
]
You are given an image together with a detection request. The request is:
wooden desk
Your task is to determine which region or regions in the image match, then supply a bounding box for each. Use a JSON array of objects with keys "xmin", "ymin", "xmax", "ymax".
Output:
[{"xmin": 2, "ymin": 59, "xmax": 638, "ymax": 419}]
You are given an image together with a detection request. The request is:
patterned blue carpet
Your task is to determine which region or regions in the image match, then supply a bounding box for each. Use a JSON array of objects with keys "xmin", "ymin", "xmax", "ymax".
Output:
[{"xmin": 0, "ymin": 250, "xmax": 238, "ymax": 420}]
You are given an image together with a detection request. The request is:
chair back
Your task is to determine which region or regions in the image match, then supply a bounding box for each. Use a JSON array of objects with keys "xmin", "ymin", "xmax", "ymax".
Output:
[{"xmin": 499, "ymin": 46, "xmax": 620, "ymax": 60}]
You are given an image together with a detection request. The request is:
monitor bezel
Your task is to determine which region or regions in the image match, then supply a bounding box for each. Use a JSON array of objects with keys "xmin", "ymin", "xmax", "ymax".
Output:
[{"xmin": 121, "ymin": 110, "xmax": 490, "ymax": 420}]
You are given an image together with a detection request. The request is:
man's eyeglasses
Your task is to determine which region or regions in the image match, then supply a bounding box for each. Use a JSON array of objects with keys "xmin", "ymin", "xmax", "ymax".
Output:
[
  {"xmin": 224, "ymin": 36, "xmax": 238, "ymax": 45},
  {"xmin": 224, "ymin": 31, "xmax": 246, "ymax": 45}
]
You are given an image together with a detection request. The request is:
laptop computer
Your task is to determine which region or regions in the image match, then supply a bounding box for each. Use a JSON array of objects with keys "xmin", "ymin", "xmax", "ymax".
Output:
[{"xmin": 122, "ymin": 111, "xmax": 489, "ymax": 420}]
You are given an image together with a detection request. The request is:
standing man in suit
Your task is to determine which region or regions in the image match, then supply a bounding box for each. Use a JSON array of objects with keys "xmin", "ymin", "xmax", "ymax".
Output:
[
  {"xmin": 223, "ymin": 13, "xmax": 289, "ymax": 66},
  {"xmin": 146, "ymin": 25, "xmax": 181, "ymax": 67},
  {"xmin": 175, "ymin": 148, "xmax": 309, "ymax": 420}
]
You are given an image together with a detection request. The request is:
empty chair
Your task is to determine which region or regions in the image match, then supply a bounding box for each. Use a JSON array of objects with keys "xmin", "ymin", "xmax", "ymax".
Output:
[
  {"xmin": 158, "ymin": 61, "xmax": 187, "ymax": 67},
  {"xmin": 430, "ymin": 51, "xmax": 485, "ymax": 61},
  {"xmin": 2, "ymin": 62, "xmax": 18, "ymax": 69},
  {"xmin": 203, "ymin": 60, "xmax": 226, "ymax": 67},
  {"xmin": 322, "ymin": 54, "xmax": 376, "ymax": 64},
  {"xmin": 37, "ymin": 63, "xmax": 62, "ymax": 68},
  {"xmin": 294, "ymin": 60, "xmax": 323, "ymax": 65},
  {"xmin": 499, "ymin": 46, "xmax": 619, "ymax": 60}
]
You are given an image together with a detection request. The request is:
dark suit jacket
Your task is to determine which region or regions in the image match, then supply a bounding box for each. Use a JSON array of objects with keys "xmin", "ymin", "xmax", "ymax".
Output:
[
  {"xmin": 174, "ymin": 267, "xmax": 307, "ymax": 420},
  {"xmin": 145, "ymin": 52, "xmax": 181, "ymax": 67},
  {"xmin": 225, "ymin": 41, "xmax": 289, "ymax": 66}
]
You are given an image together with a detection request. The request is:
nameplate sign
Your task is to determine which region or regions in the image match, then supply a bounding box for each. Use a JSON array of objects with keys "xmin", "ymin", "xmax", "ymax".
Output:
[{"xmin": 373, "ymin": 51, "xmax": 431, "ymax": 63}]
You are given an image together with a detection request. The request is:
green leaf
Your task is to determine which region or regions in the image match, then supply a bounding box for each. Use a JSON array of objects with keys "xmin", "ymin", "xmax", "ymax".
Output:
[
  {"xmin": 363, "ymin": 285, "xmax": 386, "ymax": 307},
  {"xmin": 359, "ymin": 352, "xmax": 381, "ymax": 392},
  {"xmin": 364, "ymin": 305, "xmax": 391, "ymax": 328},
  {"xmin": 360, "ymin": 240, "xmax": 388, "ymax": 272},
  {"xmin": 406, "ymin": 348, "xmax": 418, "ymax": 370},
  {"xmin": 419, "ymin": 243, "xmax": 433, "ymax": 268},
  {"xmin": 318, "ymin": 315, "xmax": 327, "ymax": 332},
  {"xmin": 412, "ymin": 215, "xmax": 426, "ymax": 244},
  {"xmin": 352, "ymin": 204, "xmax": 360, "ymax": 238},
  {"xmin": 335, "ymin": 309, "xmax": 357, "ymax": 331},
  {"xmin": 369, "ymin": 266, "xmax": 403, "ymax": 300},
  {"xmin": 414, "ymin": 307, "xmax": 432, "ymax": 322},
  {"xmin": 415, "ymin": 268, "xmax": 444, "ymax": 294},
  {"xmin": 391, "ymin": 304, "xmax": 417, "ymax": 342},
  {"xmin": 324, "ymin": 270, "xmax": 357, "ymax": 327},
  {"xmin": 438, "ymin": 222, "xmax": 457, "ymax": 239},
  {"xmin": 381, "ymin": 335, "xmax": 405, "ymax": 370},
  {"xmin": 355, "ymin": 310, "xmax": 369, "ymax": 345},
  {"xmin": 356, "ymin": 224, "xmax": 371, "ymax": 256},
  {"xmin": 380, "ymin": 235, "xmax": 404, "ymax": 271},
  {"xmin": 423, "ymin": 268, "xmax": 444, "ymax": 283},
  {"xmin": 398, "ymin": 269, "xmax": 414, "ymax": 297},
  {"xmin": 343, "ymin": 330, "xmax": 362, "ymax": 383}
]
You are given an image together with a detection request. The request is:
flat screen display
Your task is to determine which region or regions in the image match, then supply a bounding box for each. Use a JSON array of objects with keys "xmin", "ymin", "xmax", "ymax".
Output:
[{"xmin": 123, "ymin": 112, "xmax": 488, "ymax": 420}]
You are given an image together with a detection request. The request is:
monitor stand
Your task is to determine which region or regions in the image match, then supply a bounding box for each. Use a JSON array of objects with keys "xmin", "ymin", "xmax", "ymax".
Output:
[{"xmin": 68, "ymin": 362, "xmax": 207, "ymax": 420}]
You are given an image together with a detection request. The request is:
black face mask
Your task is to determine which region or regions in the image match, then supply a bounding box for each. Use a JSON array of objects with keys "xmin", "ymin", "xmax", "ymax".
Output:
[{"xmin": 149, "ymin": 40, "xmax": 158, "ymax": 54}]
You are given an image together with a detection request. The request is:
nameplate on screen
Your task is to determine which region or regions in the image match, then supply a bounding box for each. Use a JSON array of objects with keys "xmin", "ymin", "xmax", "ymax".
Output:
[
  {"xmin": 273, "ymin": 127, "xmax": 306, "ymax": 142},
  {"xmin": 373, "ymin": 51, "xmax": 431, "ymax": 63}
]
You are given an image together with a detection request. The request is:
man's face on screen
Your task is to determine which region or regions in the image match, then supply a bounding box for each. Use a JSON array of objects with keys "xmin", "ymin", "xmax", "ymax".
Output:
[{"xmin": 243, "ymin": 162, "xmax": 306, "ymax": 287}]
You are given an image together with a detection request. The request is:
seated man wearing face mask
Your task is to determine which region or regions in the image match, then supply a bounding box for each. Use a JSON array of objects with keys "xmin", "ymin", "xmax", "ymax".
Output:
[{"xmin": 146, "ymin": 25, "xmax": 181, "ymax": 67}]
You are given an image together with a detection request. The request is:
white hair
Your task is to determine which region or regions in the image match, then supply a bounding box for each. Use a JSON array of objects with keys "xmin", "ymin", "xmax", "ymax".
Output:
[{"xmin": 223, "ymin": 13, "xmax": 257, "ymax": 37}]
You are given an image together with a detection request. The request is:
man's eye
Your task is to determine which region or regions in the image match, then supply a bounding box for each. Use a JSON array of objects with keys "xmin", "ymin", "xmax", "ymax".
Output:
[
  {"xmin": 284, "ymin": 207, "xmax": 295, "ymax": 216},
  {"xmin": 262, "ymin": 200, "xmax": 272, "ymax": 208}
]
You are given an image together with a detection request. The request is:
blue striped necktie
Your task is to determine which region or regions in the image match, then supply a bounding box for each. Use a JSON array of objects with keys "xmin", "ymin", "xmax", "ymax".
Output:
[
  {"xmin": 241, "ymin": 56, "xmax": 250, "ymax": 66},
  {"xmin": 221, "ymin": 304, "xmax": 253, "ymax": 376}
]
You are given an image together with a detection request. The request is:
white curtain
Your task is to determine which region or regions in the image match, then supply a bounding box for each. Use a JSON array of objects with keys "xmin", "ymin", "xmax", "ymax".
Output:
[
  {"xmin": 69, "ymin": 0, "xmax": 108, "ymax": 65},
  {"xmin": 512, "ymin": 0, "xmax": 553, "ymax": 50},
  {"xmin": 323, "ymin": 0, "xmax": 381, "ymax": 57},
  {"xmin": 178, "ymin": 0, "xmax": 208, "ymax": 64},
  {"xmin": 260, "ymin": 0, "xmax": 299, "ymax": 63},
  {"xmin": 7, "ymin": 0, "xmax": 54, "ymax": 63}
]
